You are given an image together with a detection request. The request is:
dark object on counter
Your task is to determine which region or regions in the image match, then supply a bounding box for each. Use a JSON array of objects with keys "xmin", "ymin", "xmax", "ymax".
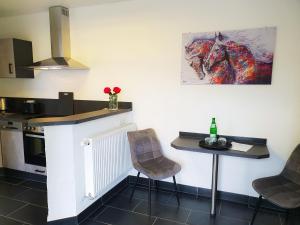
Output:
[
  {"xmin": 0, "ymin": 38, "xmax": 34, "ymax": 78},
  {"xmin": 0, "ymin": 97, "xmax": 7, "ymax": 111},
  {"xmin": 57, "ymin": 92, "xmax": 74, "ymax": 116},
  {"xmin": 199, "ymin": 139, "xmax": 232, "ymax": 150},
  {"xmin": 250, "ymin": 144, "xmax": 300, "ymax": 225},
  {"xmin": 1, "ymin": 92, "xmax": 132, "ymax": 116},
  {"xmin": 23, "ymin": 100, "xmax": 38, "ymax": 114}
]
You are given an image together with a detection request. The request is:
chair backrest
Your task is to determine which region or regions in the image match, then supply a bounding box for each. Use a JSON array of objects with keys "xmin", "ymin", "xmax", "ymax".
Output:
[
  {"xmin": 282, "ymin": 144, "xmax": 300, "ymax": 186},
  {"xmin": 127, "ymin": 128, "xmax": 163, "ymax": 165}
]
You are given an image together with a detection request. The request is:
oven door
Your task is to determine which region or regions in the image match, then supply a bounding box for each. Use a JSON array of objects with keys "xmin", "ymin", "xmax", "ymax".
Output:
[{"xmin": 23, "ymin": 132, "xmax": 46, "ymax": 167}]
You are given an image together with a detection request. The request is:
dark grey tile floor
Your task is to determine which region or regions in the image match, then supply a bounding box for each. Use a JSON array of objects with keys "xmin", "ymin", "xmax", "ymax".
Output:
[
  {"xmin": 0, "ymin": 175, "xmax": 298, "ymax": 225},
  {"xmin": 0, "ymin": 175, "xmax": 47, "ymax": 225},
  {"xmin": 83, "ymin": 186, "xmax": 296, "ymax": 225}
]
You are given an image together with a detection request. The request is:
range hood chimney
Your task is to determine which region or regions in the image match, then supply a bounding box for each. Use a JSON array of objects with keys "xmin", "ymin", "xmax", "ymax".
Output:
[{"xmin": 28, "ymin": 6, "xmax": 88, "ymax": 70}]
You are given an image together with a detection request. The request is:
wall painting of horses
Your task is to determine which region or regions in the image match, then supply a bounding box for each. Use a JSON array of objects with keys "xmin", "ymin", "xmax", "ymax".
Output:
[{"xmin": 182, "ymin": 27, "xmax": 276, "ymax": 85}]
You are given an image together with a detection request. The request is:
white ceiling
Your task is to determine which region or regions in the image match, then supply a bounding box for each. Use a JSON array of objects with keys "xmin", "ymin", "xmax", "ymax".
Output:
[{"xmin": 0, "ymin": 0, "xmax": 131, "ymax": 17}]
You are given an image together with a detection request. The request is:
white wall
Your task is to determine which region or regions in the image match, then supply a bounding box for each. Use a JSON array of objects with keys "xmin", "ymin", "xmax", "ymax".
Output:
[{"xmin": 0, "ymin": 0, "xmax": 300, "ymax": 196}]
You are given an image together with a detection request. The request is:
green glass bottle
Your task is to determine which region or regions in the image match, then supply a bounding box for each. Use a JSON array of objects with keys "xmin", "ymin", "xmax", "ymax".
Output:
[{"xmin": 210, "ymin": 117, "xmax": 217, "ymax": 139}]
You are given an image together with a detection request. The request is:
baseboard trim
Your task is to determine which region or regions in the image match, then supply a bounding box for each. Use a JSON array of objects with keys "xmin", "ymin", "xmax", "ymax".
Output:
[
  {"xmin": 0, "ymin": 168, "xmax": 5, "ymax": 176},
  {"xmin": 128, "ymin": 175, "xmax": 285, "ymax": 212},
  {"xmin": 47, "ymin": 217, "xmax": 78, "ymax": 225}
]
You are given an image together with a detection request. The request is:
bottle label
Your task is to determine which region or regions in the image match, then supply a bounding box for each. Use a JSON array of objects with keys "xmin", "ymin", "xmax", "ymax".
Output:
[{"xmin": 210, "ymin": 133, "xmax": 217, "ymax": 138}]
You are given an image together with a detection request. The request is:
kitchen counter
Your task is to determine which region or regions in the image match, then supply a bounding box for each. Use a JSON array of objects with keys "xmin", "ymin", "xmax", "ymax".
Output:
[
  {"xmin": 41, "ymin": 107, "xmax": 133, "ymax": 222},
  {"xmin": 27, "ymin": 108, "xmax": 132, "ymax": 126},
  {"xmin": 0, "ymin": 113, "xmax": 37, "ymax": 122}
]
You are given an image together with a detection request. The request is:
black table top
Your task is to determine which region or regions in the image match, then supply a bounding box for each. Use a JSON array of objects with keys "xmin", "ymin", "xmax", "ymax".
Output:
[{"xmin": 171, "ymin": 132, "xmax": 270, "ymax": 159}]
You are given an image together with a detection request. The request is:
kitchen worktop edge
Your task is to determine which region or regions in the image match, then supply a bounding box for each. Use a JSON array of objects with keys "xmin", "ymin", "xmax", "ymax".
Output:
[{"xmin": 27, "ymin": 108, "xmax": 132, "ymax": 126}]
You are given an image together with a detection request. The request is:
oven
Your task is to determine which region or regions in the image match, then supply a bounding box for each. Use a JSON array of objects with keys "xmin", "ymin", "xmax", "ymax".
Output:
[{"xmin": 23, "ymin": 125, "xmax": 46, "ymax": 169}]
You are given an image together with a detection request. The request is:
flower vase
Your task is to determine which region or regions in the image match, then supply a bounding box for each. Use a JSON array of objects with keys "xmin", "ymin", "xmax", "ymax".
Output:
[{"xmin": 108, "ymin": 94, "xmax": 118, "ymax": 110}]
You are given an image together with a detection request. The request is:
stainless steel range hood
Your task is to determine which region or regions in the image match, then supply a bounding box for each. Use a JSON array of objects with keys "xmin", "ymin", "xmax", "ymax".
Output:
[{"xmin": 28, "ymin": 6, "xmax": 88, "ymax": 70}]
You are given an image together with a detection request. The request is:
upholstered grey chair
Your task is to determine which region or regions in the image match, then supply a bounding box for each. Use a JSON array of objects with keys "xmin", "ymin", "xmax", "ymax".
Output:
[
  {"xmin": 251, "ymin": 144, "xmax": 300, "ymax": 225},
  {"xmin": 127, "ymin": 128, "xmax": 181, "ymax": 215}
]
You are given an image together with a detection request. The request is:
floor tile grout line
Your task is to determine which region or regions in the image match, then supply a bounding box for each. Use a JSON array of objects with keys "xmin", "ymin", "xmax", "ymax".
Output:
[
  {"xmin": 154, "ymin": 216, "xmax": 187, "ymax": 225},
  {"xmin": 0, "ymin": 193, "xmax": 48, "ymax": 209},
  {"xmin": 19, "ymin": 183, "xmax": 47, "ymax": 192},
  {"xmin": 0, "ymin": 177, "xmax": 47, "ymax": 190},
  {"xmin": 6, "ymin": 202, "xmax": 29, "ymax": 217},
  {"xmin": 279, "ymin": 213, "xmax": 284, "ymax": 225},
  {"xmin": 122, "ymin": 186, "xmax": 174, "ymax": 198},
  {"xmin": 106, "ymin": 205, "xmax": 148, "ymax": 216},
  {"xmin": 24, "ymin": 178, "xmax": 47, "ymax": 184},
  {"xmin": 105, "ymin": 205, "xmax": 158, "ymax": 219},
  {"xmin": 218, "ymin": 200, "xmax": 222, "ymax": 215},
  {"xmin": 220, "ymin": 214, "xmax": 252, "ymax": 223},
  {"xmin": 0, "ymin": 180, "xmax": 25, "ymax": 186},
  {"xmin": 79, "ymin": 204, "xmax": 106, "ymax": 224},
  {"xmin": 188, "ymin": 207, "xmax": 253, "ymax": 224},
  {"xmin": 131, "ymin": 199, "xmax": 143, "ymax": 212},
  {"xmin": 135, "ymin": 198, "xmax": 196, "ymax": 213},
  {"xmin": 3, "ymin": 215, "xmax": 32, "ymax": 225},
  {"xmin": 92, "ymin": 206, "xmax": 109, "ymax": 221},
  {"xmin": 16, "ymin": 179, "xmax": 27, "ymax": 186},
  {"xmin": 119, "ymin": 191, "xmax": 217, "ymax": 214},
  {"xmin": 0, "ymin": 194, "xmax": 28, "ymax": 203},
  {"xmin": 184, "ymin": 209, "xmax": 192, "ymax": 224},
  {"xmin": 25, "ymin": 202, "xmax": 48, "ymax": 209},
  {"xmin": 151, "ymin": 217, "xmax": 158, "ymax": 225},
  {"xmin": 122, "ymin": 186, "xmax": 208, "ymax": 205},
  {"xmin": 88, "ymin": 220, "xmax": 111, "ymax": 225},
  {"xmin": 105, "ymin": 205, "xmax": 188, "ymax": 225},
  {"xmin": 5, "ymin": 180, "xmax": 26, "ymax": 186},
  {"xmin": 16, "ymin": 186, "xmax": 47, "ymax": 194},
  {"xmin": 13, "ymin": 187, "xmax": 33, "ymax": 198}
]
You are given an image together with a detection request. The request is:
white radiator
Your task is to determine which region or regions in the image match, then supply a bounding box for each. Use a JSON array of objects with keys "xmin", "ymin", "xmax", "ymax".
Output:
[{"xmin": 82, "ymin": 123, "xmax": 136, "ymax": 199}]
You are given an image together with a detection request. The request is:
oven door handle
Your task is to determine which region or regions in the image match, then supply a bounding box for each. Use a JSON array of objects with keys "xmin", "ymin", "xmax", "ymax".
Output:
[{"xmin": 25, "ymin": 134, "xmax": 44, "ymax": 139}]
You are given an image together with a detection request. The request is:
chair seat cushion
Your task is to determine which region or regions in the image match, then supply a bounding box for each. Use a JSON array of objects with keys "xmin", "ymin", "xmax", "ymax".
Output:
[
  {"xmin": 253, "ymin": 175, "xmax": 300, "ymax": 209},
  {"xmin": 134, "ymin": 156, "xmax": 181, "ymax": 180}
]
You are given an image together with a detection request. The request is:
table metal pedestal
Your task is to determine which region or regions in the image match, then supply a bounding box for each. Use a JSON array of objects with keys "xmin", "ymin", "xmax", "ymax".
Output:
[{"xmin": 210, "ymin": 154, "xmax": 219, "ymax": 216}]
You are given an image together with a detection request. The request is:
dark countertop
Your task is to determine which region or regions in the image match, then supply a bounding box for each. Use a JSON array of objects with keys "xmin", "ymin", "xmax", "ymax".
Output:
[
  {"xmin": 0, "ymin": 113, "xmax": 38, "ymax": 122},
  {"xmin": 27, "ymin": 108, "xmax": 132, "ymax": 126},
  {"xmin": 171, "ymin": 132, "xmax": 270, "ymax": 159}
]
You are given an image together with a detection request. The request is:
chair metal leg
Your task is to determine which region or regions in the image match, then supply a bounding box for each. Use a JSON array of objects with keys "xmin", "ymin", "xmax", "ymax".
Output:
[
  {"xmin": 250, "ymin": 195, "xmax": 262, "ymax": 225},
  {"xmin": 148, "ymin": 178, "xmax": 152, "ymax": 216},
  {"xmin": 130, "ymin": 172, "xmax": 140, "ymax": 201},
  {"xmin": 172, "ymin": 176, "xmax": 180, "ymax": 206},
  {"xmin": 155, "ymin": 180, "xmax": 159, "ymax": 192},
  {"xmin": 284, "ymin": 210, "xmax": 289, "ymax": 225}
]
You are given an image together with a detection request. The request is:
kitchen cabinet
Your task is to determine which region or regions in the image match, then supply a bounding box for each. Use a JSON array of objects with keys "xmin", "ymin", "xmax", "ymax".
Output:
[
  {"xmin": 0, "ymin": 38, "xmax": 34, "ymax": 78},
  {"xmin": 0, "ymin": 135, "xmax": 2, "ymax": 168},
  {"xmin": 0, "ymin": 124, "xmax": 25, "ymax": 171}
]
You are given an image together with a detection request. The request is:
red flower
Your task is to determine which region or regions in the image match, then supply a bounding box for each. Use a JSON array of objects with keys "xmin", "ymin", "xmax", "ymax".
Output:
[
  {"xmin": 104, "ymin": 87, "xmax": 111, "ymax": 94},
  {"xmin": 113, "ymin": 87, "xmax": 121, "ymax": 94}
]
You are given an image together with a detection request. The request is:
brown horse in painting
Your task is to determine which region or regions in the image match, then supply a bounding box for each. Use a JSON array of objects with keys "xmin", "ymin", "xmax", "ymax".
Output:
[{"xmin": 185, "ymin": 33, "xmax": 256, "ymax": 84}]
